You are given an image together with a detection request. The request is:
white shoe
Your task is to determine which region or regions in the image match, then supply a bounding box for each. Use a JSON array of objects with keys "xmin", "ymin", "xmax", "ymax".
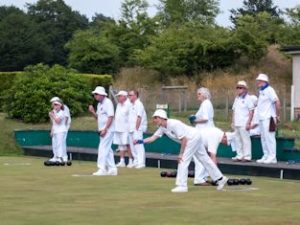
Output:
[
  {"xmin": 256, "ymin": 156, "xmax": 268, "ymax": 163},
  {"xmin": 116, "ymin": 161, "xmax": 126, "ymax": 167},
  {"xmin": 216, "ymin": 176, "xmax": 228, "ymax": 191},
  {"xmin": 127, "ymin": 163, "xmax": 135, "ymax": 168},
  {"xmin": 49, "ymin": 157, "xmax": 58, "ymax": 162},
  {"xmin": 92, "ymin": 170, "xmax": 107, "ymax": 176},
  {"xmin": 135, "ymin": 164, "xmax": 145, "ymax": 169},
  {"xmin": 263, "ymin": 158, "xmax": 277, "ymax": 164},
  {"xmin": 171, "ymin": 186, "xmax": 188, "ymax": 193},
  {"xmin": 107, "ymin": 169, "xmax": 118, "ymax": 176}
]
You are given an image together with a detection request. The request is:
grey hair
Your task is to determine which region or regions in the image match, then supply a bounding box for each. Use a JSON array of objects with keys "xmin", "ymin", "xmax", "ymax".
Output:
[{"xmin": 197, "ymin": 87, "xmax": 211, "ymax": 99}]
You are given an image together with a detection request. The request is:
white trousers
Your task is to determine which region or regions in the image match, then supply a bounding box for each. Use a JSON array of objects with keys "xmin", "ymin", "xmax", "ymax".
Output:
[
  {"xmin": 193, "ymin": 156, "xmax": 208, "ymax": 184},
  {"xmin": 97, "ymin": 131, "xmax": 117, "ymax": 171},
  {"xmin": 52, "ymin": 132, "xmax": 67, "ymax": 159},
  {"xmin": 234, "ymin": 126, "xmax": 252, "ymax": 160},
  {"xmin": 129, "ymin": 131, "xmax": 145, "ymax": 166},
  {"xmin": 176, "ymin": 135, "xmax": 223, "ymax": 188},
  {"xmin": 259, "ymin": 119, "xmax": 277, "ymax": 160},
  {"xmin": 62, "ymin": 131, "xmax": 68, "ymax": 161}
]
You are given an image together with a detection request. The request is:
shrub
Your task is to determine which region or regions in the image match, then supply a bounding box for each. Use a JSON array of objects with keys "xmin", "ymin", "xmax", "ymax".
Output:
[
  {"xmin": 3, "ymin": 64, "xmax": 94, "ymax": 123},
  {"xmin": 0, "ymin": 72, "xmax": 23, "ymax": 111}
]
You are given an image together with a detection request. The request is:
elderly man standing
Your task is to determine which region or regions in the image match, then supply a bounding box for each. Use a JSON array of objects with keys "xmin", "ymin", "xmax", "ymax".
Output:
[
  {"xmin": 256, "ymin": 74, "xmax": 281, "ymax": 164},
  {"xmin": 144, "ymin": 109, "xmax": 228, "ymax": 193},
  {"xmin": 114, "ymin": 90, "xmax": 134, "ymax": 168},
  {"xmin": 231, "ymin": 81, "xmax": 255, "ymax": 162},
  {"xmin": 88, "ymin": 86, "xmax": 118, "ymax": 176},
  {"xmin": 128, "ymin": 90, "xmax": 147, "ymax": 169}
]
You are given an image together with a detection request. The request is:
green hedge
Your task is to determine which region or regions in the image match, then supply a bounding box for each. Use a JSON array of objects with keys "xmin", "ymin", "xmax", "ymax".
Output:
[
  {"xmin": 0, "ymin": 71, "xmax": 113, "ymax": 112},
  {"xmin": 1, "ymin": 65, "xmax": 113, "ymax": 122}
]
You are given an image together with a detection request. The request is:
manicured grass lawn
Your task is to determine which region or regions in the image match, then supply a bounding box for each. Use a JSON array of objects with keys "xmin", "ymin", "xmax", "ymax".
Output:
[{"xmin": 1, "ymin": 156, "xmax": 300, "ymax": 225}]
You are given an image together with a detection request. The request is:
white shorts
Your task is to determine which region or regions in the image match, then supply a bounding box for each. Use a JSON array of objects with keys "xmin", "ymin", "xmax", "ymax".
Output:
[{"xmin": 113, "ymin": 132, "xmax": 129, "ymax": 145}]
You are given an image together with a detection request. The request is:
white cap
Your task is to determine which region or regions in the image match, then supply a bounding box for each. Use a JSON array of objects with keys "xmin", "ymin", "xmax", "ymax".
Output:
[
  {"xmin": 152, "ymin": 109, "xmax": 168, "ymax": 119},
  {"xmin": 50, "ymin": 96, "xmax": 62, "ymax": 103},
  {"xmin": 225, "ymin": 132, "xmax": 235, "ymax": 146},
  {"xmin": 256, "ymin": 73, "xmax": 269, "ymax": 82},
  {"xmin": 237, "ymin": 80, "xmax": 247, "ymax": 88},
  {"xmin": 116, "ymin": 90, "xmax": 128, "ymax": 96},
  {"xmin": 92, "ymin": 86, "xmax": 107, "ymax": 96}
]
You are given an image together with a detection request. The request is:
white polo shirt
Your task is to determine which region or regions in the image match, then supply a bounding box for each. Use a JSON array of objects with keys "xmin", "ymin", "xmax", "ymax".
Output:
[
  {"xmin": 52, "ymin": 110, "xmax": 67, "ymax": 134},
  {"xmin": 195, "ymin": 99, "xmax": 215, "ymax": 129},
  {"xmin": 198, "ymin": 127, "xmax": 224, "ymax": 154},
  {"xmin": 257, "ymin": 85, "xmax": 278, "ymax": 120},
  {"xmin": 114, "ymin": 99, "xmax": 130, "ymax": 132},
  {"xmin": 96, "ymin": 97, "xmax": 114, "ymax": 132},
  {"xmin": 128, "ymin": 99, "xmax": 147, "ymax": 132},
  {"xmin": 153, "ymin": 119, "xmax": 198, "ymax": 143},
  {"xmin": 232, "ymin": 94, "xmax": 255, "ymax": 126}
]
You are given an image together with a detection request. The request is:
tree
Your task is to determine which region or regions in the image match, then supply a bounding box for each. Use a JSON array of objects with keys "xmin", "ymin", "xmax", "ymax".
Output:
[
  {"xmin": 27, "ymin": 0, "xmax": 89, "ymax": 66},
  {"xmin": 157, "ymin": 0, "xmax": 220, "ymax": 26},
  {"xmin": 230, "ymin": 0, "xmax": 282, "ymax": 25},
  {"xmin": 0, "ymin": 6, "xmax": 47, "ymax": 71},
  {"xmin": 107, "ymin": 0, "xmax": 159, "ymax": 67},
  {"xmin": 230, "ymin": 13, "xmax": 271, "ymax": 63},
  {"xmin": 65, "ymin": 29, "xmax": 120, "ymax": 74},
  {"xmin": 278, "ymin": 6, "xmax": 300, "ymax": 45},
  {"xmin": 136, "ymin": 23, "xmax": 235, "ymax": 76}
]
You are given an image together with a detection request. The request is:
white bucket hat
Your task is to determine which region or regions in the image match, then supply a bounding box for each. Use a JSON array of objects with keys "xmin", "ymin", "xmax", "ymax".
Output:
[
  {"xmin": 92, "ymin": 86, "xmax": 107, "ymax": 96},
  {"xmin": 256, "ymin": 73, "xmax": 269, "ymax": 82},
  {"xmin": 237, "ymin": 80, "xmax": 248, "ymax": 88},
  {"xmin": 152, "ymin": 109, "xmax": 168, "ymax": 119},
  {"xmin": 50, "ymin": 96, "xmax": 62, "ymax": 103},
  {"xmin": 115, "ymin": 90, "xmax": 128, "ymax": 96}
]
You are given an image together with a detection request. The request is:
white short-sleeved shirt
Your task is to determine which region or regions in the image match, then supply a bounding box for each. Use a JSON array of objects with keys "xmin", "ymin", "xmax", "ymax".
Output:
[
  {"xmin": 198, "ymin": 127, "xmax": 224, "ymax": 154},
  {"xmin": 51, "ymin": 110, "xmax": 67, "ymax": 134},
  {"xmin": 153, "ymin": 119, "xmax": 198, "ymax": 143},
  {"xmin": 257, "ymin": 85, "xmax": 278, "ymax": 120},
  {"xmin": 96, "ymin": 97, "xmax": 114, "ymax": 132},
  {"xmin": 64, "ymin": 104, "xmax": 71, "ymax": 130},
  {"xmin": 195, "ymin": 99, "xmax": 215, "ymax": 129},
  {"xmin": 128, "ymin": 99, "xmax": 147, "ymax": 132},
  {"xmin": 114, "ymin": 99, "xmax": 130, "ymax": 132},
  {"xmin": 232, "ymin": 94, "xmax": 255, "ymax": 127}
]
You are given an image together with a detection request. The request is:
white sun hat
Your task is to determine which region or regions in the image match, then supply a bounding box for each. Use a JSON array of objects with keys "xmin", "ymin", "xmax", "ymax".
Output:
[
  {"xmin": 237, "ymin": 80, "xmax": 248, "ymax": 88},
  {"xmin": 152, "ymin": 109, "xmax": 168, "ymax": 119},
  {"xmin": 92, "ymin": 86, "xmax": 107, "ymax": 96},
  {"xmin": 256, "ymin": 73, "xmax": 269, "ymax": 82},
  {"xmin": 115, "ymin": 90, "xmax": 128, "ymax": 96},
  {"xmin": 50, "ymin": 96, "xmax": 62, "ymax": 103}
]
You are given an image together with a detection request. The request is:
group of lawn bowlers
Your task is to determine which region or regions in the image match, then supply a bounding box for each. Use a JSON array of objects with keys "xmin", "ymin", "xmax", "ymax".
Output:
[{"xmin": 47, "ymin": 73, "xmax": 280, "ymax": 193}]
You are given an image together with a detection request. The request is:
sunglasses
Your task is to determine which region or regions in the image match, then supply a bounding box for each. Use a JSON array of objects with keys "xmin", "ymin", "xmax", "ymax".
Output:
[{"xmin": 236, "ymin": 87, "xmax": 244, "ymax": 89}]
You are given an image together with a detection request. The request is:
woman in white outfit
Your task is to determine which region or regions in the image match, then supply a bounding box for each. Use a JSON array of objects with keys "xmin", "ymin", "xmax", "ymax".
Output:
[
  {"xmin": 50, "ymin": 97, "xmax": 71, "ymax": 162},
  {"xmin": 49, "ymin": 98, "xmax": 68, "ymax": 163},
  {"xmin": 144, "ymin": 109, "xmax": 228, "ymax": 193},
  {"xmin": 191, "ymin": 87, "xmax": 216, "ymax": 185},
  {"xmin": 88, "ymin": 86, "xmax": 118, "ymax": 176}
]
